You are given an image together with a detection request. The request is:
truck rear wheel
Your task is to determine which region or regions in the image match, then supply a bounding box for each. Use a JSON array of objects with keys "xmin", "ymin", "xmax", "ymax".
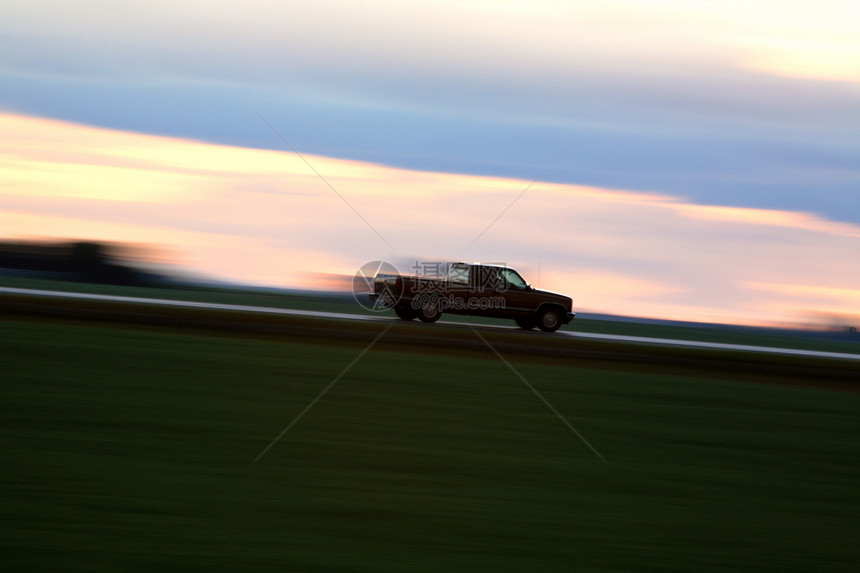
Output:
[
  {"xmin": 394, "ymin": 304, "xmax": 418, "ymax": 320},
  {"xmin": 416, "ymin": 296, "xmax": 442, "ymax": 323},
  {"xmin": 537, "ymin": 308, "xmax": 562, "ymax": 332}
]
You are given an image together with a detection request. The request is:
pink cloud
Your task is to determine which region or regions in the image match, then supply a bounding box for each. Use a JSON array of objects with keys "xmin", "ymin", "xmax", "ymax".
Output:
[{"xmin": 2, "ymin": 112, "xmax": 859, "ymax": 326}]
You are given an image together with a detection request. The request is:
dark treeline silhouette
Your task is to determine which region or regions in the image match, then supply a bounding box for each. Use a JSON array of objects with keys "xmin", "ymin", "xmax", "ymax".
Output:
[{"xmin": 0, "ymin": 240, "xmax": 167, "ymax": 286}]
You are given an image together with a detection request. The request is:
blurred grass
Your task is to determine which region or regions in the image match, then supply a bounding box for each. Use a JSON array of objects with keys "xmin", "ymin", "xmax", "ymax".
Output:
[{"xmin": 2, "ymin": 317, "xmax": 858, "ymax": 571}]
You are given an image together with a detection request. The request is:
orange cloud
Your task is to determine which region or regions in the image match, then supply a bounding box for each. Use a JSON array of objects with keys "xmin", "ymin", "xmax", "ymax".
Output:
[
  {"xmin": 670, "ymin": 203, "xmax": 860, "ymax": 238},
  {"xmin": 2, "ymin": 111, "xmax": 860, "ymax": 326}
]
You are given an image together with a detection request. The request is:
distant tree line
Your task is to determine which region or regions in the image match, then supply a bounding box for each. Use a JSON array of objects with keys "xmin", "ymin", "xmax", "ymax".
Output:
[{"xmin": 0, "ymin": 240, "xmax": 166, "ymax": 286}]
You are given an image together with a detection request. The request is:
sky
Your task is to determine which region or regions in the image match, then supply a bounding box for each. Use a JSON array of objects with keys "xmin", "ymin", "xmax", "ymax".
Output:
[{"xmin": 1, "ymin": 1, "xmax": 859, "ymax": 326}]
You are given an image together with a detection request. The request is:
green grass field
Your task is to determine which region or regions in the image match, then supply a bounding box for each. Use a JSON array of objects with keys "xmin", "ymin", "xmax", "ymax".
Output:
[{"xmin": 2, "ymin": 316, "xmax": 859, "ymax": 571}]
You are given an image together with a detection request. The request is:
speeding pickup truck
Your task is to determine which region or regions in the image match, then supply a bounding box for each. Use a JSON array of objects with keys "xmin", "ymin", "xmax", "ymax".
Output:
[{"xmin": 370, "ymin": 262, "xmax": 574, "ymax": 332}]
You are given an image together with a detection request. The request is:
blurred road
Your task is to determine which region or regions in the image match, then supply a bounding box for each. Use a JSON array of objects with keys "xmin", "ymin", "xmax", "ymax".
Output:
[{"xmin": 3, "ymin": 286, "xmax": 859, "ymax": 361}]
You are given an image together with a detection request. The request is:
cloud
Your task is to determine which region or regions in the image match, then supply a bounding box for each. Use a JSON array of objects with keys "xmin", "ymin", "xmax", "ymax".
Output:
[
  {"xmin": 2, "ymin": 0, "xmax": 857, "ymax": 232},
  {"xmin": 2, "ymin": 111, "xmax": 859, "ymax": 326},
  {"xmin": 670, "ymin": 204, "xmax": 860, "ymax": 239},
  {"xmin": 744, "ymin": 282, "xmax": 860, "ymax": 327},
  {"xmin": 3, "ymin": 1, "xmax": 856, "ymax": 115}
]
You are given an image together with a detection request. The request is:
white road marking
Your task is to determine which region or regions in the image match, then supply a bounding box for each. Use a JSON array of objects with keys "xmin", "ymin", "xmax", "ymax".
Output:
[
  {"xmin": 559, "ymin": 331, "xmax": 860, "ymax": 361},
  {"xmin": 0, "ymin": 286, "xmax": 388, "ymax": 322},
  {"xmin": 3, "ymin": 287, "xmax": 859, "ymax": 361}
]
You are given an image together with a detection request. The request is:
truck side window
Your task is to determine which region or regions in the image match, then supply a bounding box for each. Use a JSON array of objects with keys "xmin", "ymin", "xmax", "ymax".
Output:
[
  {"xmin": 448, "ymin": 265, "xmax": 469, "ymax": 285},
  {"xmin": 500, "ymin": 269, "xmax": 528, "ymax": 290},
  {"xmin": 475, "ymin": 266, "xmax": 498, "ymax": 289}
]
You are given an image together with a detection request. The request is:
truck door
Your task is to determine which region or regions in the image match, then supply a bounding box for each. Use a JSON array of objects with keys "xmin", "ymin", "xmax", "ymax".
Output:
[
  {"xmin": 445, "ymin": 263, "xmax": 471, "ymax": 309},
  {"xmin": 496, "ymin": 268, "xmax": 535, "ymax": 312},
  {"xmin": 470, "ymin": 265, "xmax": 499, "ymax": 308}
]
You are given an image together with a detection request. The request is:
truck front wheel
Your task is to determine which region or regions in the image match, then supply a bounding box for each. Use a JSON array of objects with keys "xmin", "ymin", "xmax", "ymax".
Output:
[{"xmin": 537, "ymin": 308, "xmax": 562, "ymax": 332}]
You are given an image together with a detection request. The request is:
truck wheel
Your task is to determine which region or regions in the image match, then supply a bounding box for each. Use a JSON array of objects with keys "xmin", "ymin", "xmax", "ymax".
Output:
[
  {"xmin": 394, "ymin": 304, "xmax": 418, "ymax": 321},
  {"xmin": 537, "ymin": 308, "xmax": 562, "ymax": 332},
  {"xmin": 417, "ymin": 296, "xmax": 442, "ymax": 323},
  {"xmin": 515, "ymin": 318, "xmax": 537, "ymax": 330}
]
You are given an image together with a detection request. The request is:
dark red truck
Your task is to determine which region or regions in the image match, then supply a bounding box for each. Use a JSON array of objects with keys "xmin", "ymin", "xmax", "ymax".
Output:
[{"xmin": 370, "ymin": 262, "xmax": 574, "ymax": 332}]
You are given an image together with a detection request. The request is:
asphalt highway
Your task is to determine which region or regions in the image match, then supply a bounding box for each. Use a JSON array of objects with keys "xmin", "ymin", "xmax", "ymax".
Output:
[{"xmin": 3, "ymin": 286, "xmax": 859, "ymax": 362}]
